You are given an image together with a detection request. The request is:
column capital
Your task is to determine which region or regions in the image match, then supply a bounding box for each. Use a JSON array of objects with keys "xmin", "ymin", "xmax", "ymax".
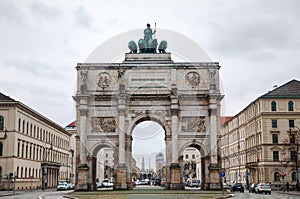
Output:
[
  {"xmin": 80, "ymin": 109, "xmax": 88, "ymax": 116},
  {"xmin": 209, "ymin": 108, "xmax": 217, "ymax": 116}
]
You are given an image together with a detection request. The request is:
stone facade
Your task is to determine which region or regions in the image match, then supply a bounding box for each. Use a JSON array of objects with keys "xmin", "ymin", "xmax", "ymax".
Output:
[
  {"xmin": 220, "ymin": 80, "xmax": 300, "ymax": 189},
  {"xmin": 74, "ymin": 53, "xmax": 223, "ymax": 190},
  {"xmin": 0, "ymin": 92, "xmax": 73, "ymax": 191}
]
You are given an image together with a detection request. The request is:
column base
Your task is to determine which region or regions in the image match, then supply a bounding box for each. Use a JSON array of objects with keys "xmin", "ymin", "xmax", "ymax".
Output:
[
  {"xmin": 115, "ymin": 164, "xmax": 128, "ymax": 190},
  {"xmin": 169, "ymin": 163, "xmax": 185, "ymax": 190},
  {"xmin": 208, "ymin": 164, "xmax": 221, "ymax": 190},
  {"xmin": 75, "ymin": 164, "xmax": 92, "ymax": 191}
]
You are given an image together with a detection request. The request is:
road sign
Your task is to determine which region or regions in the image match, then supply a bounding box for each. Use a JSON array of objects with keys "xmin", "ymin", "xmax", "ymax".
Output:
[{"xmin": 220, "ymin": 171, "xmax": 225, "ymax": 177}]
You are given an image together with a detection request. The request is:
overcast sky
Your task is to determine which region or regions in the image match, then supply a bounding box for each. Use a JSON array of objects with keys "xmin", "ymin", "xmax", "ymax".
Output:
[{"xmin": 1, "ymin": 0, "xmax": 299, "ymax": 169}]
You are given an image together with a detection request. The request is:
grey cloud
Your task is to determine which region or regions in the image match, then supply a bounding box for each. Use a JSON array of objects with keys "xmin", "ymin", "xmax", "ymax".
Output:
[
  {"xmin": 209, "ymin": 18, "xmax": 292, "ymax": 58},
  {"xmin": 75, "ymin": 5, "xmax": 93, "ymax": 29},
  {"xmin": 3, "ymin": 58, "xmax": 66, "ymax": 80},
  {"xmin": 0, "ymin": 0, "xmax": 25, "ymax": 24},
  {"xmin": 30, "ymin": 1, "xmax": 62, "ymax": 19}
]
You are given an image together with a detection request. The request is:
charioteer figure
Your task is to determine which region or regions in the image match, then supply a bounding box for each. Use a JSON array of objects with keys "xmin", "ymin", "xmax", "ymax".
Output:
[{"xmin": 128, "ymin": 23, "xmax": 167, "ymax": 54}]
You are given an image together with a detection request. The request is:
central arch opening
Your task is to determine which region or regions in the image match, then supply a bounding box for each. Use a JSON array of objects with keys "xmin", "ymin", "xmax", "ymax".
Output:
[{"xmin": 132, "ymin": 121, "xmax": 166, "ymax": 187}]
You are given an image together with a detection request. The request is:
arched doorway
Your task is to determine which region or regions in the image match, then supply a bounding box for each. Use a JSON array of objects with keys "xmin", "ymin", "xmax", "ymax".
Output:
[
  {"xmin": 179, "ymin": 143, "xmax": 208, "ymax": 190},
  {"xmin": 89, "ymin": 143, "xmax": 117, "ymax": 190},
  {"xmin": 132, "ymin": 120, "xmax": 166, "ymax": 187}
]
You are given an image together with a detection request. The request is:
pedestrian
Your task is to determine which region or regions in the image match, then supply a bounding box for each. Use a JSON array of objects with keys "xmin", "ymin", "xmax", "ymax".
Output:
[
  {"xmin": 297, "ymin": 180, "xmax": 300, "ymax": 192},
  {"xmin": 286, "ymin": 182, "xmax": 290, "ymax": 192}
]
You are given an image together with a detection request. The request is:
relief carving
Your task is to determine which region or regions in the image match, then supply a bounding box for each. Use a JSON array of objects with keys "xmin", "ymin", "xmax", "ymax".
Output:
[
  {"xmin": 182, "ymin": 117, "xmax": 206, "ymax": 132},
  {"xmin": 80, "ymin": 70, "xmax": 88, "ymax": 84},
  {"xmin": 97, "ymin": 72, "xmax": 111, "ymax": 88},
  {"xmin": 92, "ymin": 117, "xmax": 116, "ymax": 133},
  {"xmin": 185, "ymin": 72, "xmax": 200, "ymax": 87}
]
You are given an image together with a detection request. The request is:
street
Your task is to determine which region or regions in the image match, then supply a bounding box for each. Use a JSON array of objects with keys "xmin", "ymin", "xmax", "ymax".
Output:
[
  {"xmin": 0, "ymin": 190, "xmax": 72, "ymax": 199},
  {"xmin": 232, "ymin": 191, "xmax": 300, "ymax": 199}
]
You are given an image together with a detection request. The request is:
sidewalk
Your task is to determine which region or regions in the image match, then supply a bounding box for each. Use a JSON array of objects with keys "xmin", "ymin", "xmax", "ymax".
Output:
[
  {"xmin": 274, "ymin": 190, "xmax": 300, "ymax": 197},
  {"xmin": 0, "ymin": 188, "xmax": 57, "ymax": 197}
]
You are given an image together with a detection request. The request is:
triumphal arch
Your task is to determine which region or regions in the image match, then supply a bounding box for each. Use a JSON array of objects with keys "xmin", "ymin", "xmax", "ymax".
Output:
[{"xmin": 73, "ymin": 26, "xmax": 224, "ymax": 191}]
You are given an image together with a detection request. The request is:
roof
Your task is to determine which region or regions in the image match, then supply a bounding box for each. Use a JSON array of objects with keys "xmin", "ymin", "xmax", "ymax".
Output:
[
  {"xmin": 222, "ymin": 79, "xmax": 300, "ymax": 126},
  {"xmin": 66, "ymin": 121, "xmax": 76, "ymax": 128},
  {"xmin": 0, "ymin": 92, "xmax": 15, "ymax": 102},
  {"xmin": 220, "ymin": 116, "xmax": 232, "ymax": 125},
  {"xmin": 260, "ymin": 79, "xmax": 300, "ymax": 98}
]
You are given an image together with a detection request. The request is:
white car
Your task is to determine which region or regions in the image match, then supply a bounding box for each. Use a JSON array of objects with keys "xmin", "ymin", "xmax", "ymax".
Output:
[
  {"xmin": 101, "ymin": 180, "xmax": 113, "ymax": 187},
  {"xmin": 57, "ymin": 182, "xmax": 68, "ymax": 191}
]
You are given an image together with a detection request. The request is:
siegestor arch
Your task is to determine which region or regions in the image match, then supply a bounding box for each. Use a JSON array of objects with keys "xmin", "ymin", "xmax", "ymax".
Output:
[{"xmin": 127, "ymin": 114, "xmax": 171, "ymax": 137}]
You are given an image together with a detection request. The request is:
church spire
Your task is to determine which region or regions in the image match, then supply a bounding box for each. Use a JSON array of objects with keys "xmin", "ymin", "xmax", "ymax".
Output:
[{"xmin": 141, "ymin": 156, "xmax": 145, "ymax": 172}]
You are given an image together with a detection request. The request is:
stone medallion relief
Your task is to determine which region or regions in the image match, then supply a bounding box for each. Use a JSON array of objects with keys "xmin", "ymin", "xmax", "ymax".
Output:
[
  {"xmin": 185, "ymin": 72, "xmax": 200, "ymax": 87},
  {"xmin": 97, "ymin": 72, "xmax": 111, "ymax": 88}
]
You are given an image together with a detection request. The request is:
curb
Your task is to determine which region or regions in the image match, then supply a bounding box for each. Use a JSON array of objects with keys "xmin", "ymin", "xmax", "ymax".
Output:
[{"xmin": 215, "ymin": 194, "xmax": 234, "ymax": 199}]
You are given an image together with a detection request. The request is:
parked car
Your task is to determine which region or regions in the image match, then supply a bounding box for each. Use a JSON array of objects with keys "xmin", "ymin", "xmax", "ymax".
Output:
[
  {"xmin": 101, "ymin": 180, "xmax": 114, "ymax": 188},
  {"xmin": 57, "ymin": 182, "xmax": 68, "ymax": 191},
  {"xmin": 223, "ymin": 183, "xmax": 229, "ymax": 190},
  {"xmin": 255, "ymin": 183, "xmax": 271, "ymax": 194},
  {"xmin": 190, "ymin": 180, "xmax": 201, "ymax": 188},
  {"xmin": 230, "ymin": 183, "xmax": 244, "ymax": 192},
  {"xmin": 135, "ymin": 180, "xmax": 148, "ymax": 186},
  {"xmin": 155, "ymin": 178, "xmax": 161, "ymax": 186},
  {"xmin": 67, "ymin": 183, "xmax": 74, "ymax": 190},
  {"xmin": 249, "ymin": 183, "xmax": 258, "ymax": 193}
]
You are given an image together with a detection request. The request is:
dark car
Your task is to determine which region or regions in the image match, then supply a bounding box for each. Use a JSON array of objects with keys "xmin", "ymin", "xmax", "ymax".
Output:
[
  {"xmin": 230, "ymin": 183, "xmax": 244, "ymax": 192},
  {"xmin": 249, "ymin": 183, "xmax": 258, "ymax": 193},
  {"xmin": 155, "ymin": 178, "xmax": 161, "ymax": 186}
]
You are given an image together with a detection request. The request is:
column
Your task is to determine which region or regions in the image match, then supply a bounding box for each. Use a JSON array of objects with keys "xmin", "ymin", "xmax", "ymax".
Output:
[
  {"xmin": 169, "ymin": 86, "xmax": 184, "ymax": 190},
  {"xmin": 116, "ymin": 85, "xmax": 128, "ymax": 190},
  {"xmin": 207, "ymin": 100, "xmax": 221, "ymax": 190},
  {"xmin": 79, "ymin": 108, "xmax": 88, "ymax": 164},
  {"xmin": 210, "ymin": 105, "xmax": 218, "ymax": 164}
]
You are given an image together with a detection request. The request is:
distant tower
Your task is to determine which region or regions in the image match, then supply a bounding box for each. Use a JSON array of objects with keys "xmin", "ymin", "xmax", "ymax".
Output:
[
  {"xmin": 141, "ymin": 156, "xmax": 145, "ymax": 172},
  {"xmin": 155, "ymin": 152, "xmax": 164, "ymax": 171}
]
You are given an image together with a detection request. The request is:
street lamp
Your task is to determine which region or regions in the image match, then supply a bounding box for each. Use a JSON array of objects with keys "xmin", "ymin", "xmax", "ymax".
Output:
[{"xmin": 289, "ymin": 126, "xmax": 300, "ymax": 183}]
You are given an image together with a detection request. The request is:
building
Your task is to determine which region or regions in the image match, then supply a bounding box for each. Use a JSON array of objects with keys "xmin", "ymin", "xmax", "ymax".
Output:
[
  {"xmin": 155, "ymin": 152, "xmax": 164, "ymax": 179},
  {"xmin": 220, "ymin": 79, "xmax": 300, "ymax": 189},
  {"xmin": 0, "ymin": 92, "xmax": 73, "ymax": 190}
]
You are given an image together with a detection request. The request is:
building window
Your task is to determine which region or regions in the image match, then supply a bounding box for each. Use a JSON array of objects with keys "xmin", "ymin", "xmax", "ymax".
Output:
[
  {"xmin": 192, "ymin": 154, "xmax": 195, "ymax": 159},
  {"xmin": 272, "ymin": 134, "xmax": 278, "ymax": 144},
  {"xmin": 18, "ymin": 119, "xmax": 21, "ymax": 132},
  {"xmin": 273, "ymin": 151, "xmax": 279, "ymax": 161},
  {"xmin": 289, "ymin": 120, "xmax": 295, "ymax": 128},
  {"xmin": 106, "ymin": 153, "xmax": 108, "ymax": 158},
  {"xmin": 292, "ymin": 172, "xmax": 297, "ymax": 181},
  {"xmin": 22, "ymin": 120, "xmax": 25, "ymax": 133},
  {"xmin": 274, "ymin": 172, "xmax": 280, "ymax": 182},
  {"xmin": 271, "ymin": 101, "xmax": 277, "ymax": 111},
  {"xmin": 291, "ymin": 151, "xmax": 297, "ymax": 161},
  {"xmin": 272, "ymin": 120, "xmax": 277, "ymax": 128},
  {"xmin": 0, "ymin": 142, "xmax": 3, "ymax": 156},
  {"xmin": 288, "ymin": 101, "xmax": 294, "ymax": 111},
  {"xmin": 185, "ymin": 154, "xmax": 188, "ymax": 159},
  {"xmin": 0, "ymin": 116, "xmax": 4, "ymax": 130}
]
